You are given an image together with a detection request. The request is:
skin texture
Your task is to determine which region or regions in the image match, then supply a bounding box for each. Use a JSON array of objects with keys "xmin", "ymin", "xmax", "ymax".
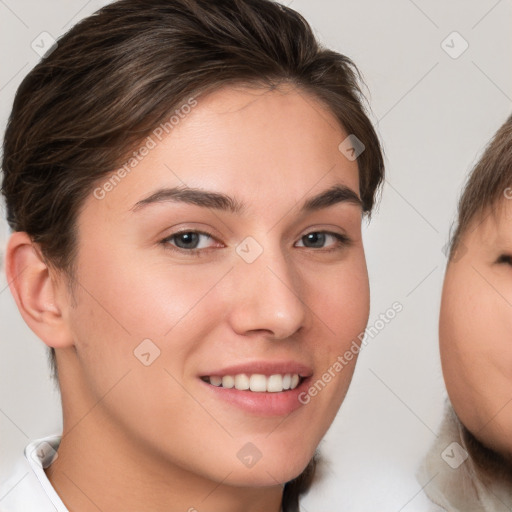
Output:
[
  {"xmin": 440, "ymin": 201, "xmax": 512, "ymax": 460},
  {"xmin": 7, "ymin": 84, "xmax": 370, "ymax": 512}
]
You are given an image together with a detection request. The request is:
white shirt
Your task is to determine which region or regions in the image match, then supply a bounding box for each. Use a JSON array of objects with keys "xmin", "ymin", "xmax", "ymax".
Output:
[{"xmin": 0, "ymin": 434, "xmax": 68, "ymax": 512}]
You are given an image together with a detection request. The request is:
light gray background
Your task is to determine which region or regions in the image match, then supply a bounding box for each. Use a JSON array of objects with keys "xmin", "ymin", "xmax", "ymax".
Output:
[{"xmin": 1, "ymin": 1, "xmax": 511, "ymax": 510}]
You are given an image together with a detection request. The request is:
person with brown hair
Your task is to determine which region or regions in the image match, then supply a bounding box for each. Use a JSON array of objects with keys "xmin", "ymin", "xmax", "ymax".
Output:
[
  {"xmin": 0, "ymin": 0, "xmax": 384, "ymax": 510},
  {"xmin": 418, "ymin": 114, "xmax": 512, "ymax": 511}
]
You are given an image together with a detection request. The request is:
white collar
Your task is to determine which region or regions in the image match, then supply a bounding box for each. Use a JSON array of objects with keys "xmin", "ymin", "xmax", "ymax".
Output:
[{"xmin": 23, "ymin": 434, "xmax": 69, "ymax": 511}]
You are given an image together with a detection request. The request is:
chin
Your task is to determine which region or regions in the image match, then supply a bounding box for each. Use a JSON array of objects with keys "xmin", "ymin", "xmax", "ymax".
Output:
[
  {"xmin": 219, "ymin": 453, "xmax": 315, "ymax": 488},
  {"xmin": 228, "ymin": 472, "xmax": 289, "ymax": 488}
]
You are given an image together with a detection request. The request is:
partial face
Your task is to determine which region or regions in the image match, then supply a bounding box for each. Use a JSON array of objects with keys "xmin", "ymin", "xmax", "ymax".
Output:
[
  {"xmin": 63, "ymin": 85, "xmax": 369, "ymax": 486},
  {"xmin": 440, "ymin": 201, "xmax": 512, "ymax": 457}
]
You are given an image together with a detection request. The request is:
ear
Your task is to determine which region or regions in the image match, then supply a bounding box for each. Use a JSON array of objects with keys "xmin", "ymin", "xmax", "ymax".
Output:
[{"xmin": 5, "ymin": 232, "xmax": 74, "ymax": 348}]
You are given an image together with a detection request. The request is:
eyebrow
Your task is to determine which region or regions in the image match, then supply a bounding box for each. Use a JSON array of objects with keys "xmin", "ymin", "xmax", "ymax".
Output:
[{"xmin": 131, "ymin": 184, "xmax": 362, "ymax": 214}]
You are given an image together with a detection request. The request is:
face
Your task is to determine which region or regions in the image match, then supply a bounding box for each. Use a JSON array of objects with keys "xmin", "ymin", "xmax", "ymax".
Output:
[
  {"xmin": 61, "ymin": 84, "xmax": 369, "ymax": 486},
  {"xmin": 440, "ymin": 200, "xmax": 512, "ymax": 458}
]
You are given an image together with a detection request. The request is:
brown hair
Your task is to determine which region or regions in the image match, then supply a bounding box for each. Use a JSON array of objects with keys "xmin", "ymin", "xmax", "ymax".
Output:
[
  {"xmin": 449, "ymin": 114, "xmax": 512, "ymax": 258},
  {"xmin": 1, "ymin": 1, "xmax": 384, "ymax": 509}
]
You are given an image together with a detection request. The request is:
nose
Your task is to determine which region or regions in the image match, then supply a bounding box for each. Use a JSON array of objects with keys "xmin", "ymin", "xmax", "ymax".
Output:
[{"xmin": 226, "ymin": 243, "xmax": 308, "ymax": 340}]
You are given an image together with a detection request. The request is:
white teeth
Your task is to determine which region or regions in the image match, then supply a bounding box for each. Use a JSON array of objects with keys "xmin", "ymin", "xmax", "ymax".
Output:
[
  {"xmin": 204, "ymin": 373, "xmax": 303, "ymax": 392},
  {"xmin": 222, "ymin": 375, "xmax": 235, "ymax": 389},
  {"xmin": 234, "ymin": 374, "xmax": 250, "ymax": 390},
  {"xmin": 249, "ymin": 374, "xmax": 267, "ymax": 392},
  {"xmin": 267, "ymin": 374, "xmax": 284, "ymax": 393}
]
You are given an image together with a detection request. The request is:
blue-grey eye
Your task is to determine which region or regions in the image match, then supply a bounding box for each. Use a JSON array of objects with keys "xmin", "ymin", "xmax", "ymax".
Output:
[
  {"xmin": 302, "ymin": 232, "xmax": 326, "ymax": 248},
  {"xmin": 174, "ymin": 232, "xmax": 200, "ymax": 249},
  {"xmin": 166, "ymin": 231, "xmax": 215, "ymax": 250},
  {"xmin": 296, "ymin": 231, "xmax": 348, "ymax": 249}
]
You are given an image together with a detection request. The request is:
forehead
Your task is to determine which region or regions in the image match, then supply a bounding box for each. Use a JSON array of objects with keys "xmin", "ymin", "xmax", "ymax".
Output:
[
  {"xmin": 461, "ymin": 200, "xmax": 512, "ymax": 250},
  {"xmin": 158, "ymin": 84, "xmax": 350, "ymax": 162},
  {"xmin": 84, "ymin": 84, "xmax": 361, "ymax": 220}
]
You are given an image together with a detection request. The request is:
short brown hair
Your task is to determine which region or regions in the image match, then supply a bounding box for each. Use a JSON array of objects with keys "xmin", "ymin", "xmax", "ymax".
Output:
[
  {"xmin": 449, "ymin": 114, "xmax": 512, "ymax": 258},
  {"xmin": 2, "ymin": 1, "xmax": 384, "ymax": 508}
]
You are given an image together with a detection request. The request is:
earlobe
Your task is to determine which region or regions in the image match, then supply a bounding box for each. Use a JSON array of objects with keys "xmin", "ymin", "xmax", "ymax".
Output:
[{"xmin": 5, "ymin": 232, "xmax": 74, "ymax": 349}]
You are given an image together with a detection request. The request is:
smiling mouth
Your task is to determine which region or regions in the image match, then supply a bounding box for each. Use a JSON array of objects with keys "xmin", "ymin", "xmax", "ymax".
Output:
[{"xmin": 200, "ymin": 373, "xmax": 306, "ymax": 392}]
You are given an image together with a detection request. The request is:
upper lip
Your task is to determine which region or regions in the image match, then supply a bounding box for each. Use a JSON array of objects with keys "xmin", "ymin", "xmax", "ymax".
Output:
[{"xmin": 200, "ymin": 361, "xmax": 313, "ymax": 378}]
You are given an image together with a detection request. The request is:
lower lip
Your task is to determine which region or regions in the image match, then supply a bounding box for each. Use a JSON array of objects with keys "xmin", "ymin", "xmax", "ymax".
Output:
[{"xmin": 199, "ymin": 377, "xmax": 312, "ymax": 416}]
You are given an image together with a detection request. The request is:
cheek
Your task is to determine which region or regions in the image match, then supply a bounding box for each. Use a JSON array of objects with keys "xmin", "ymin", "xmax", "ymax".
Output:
[
  {"xmin": 441, "ymin": 270, "xmax": 512, "ymax": 375},
  {"xmin": 315, "ymin": 250, "xmax": 370, "ymax": 343},
  {"xmin": 440, "ymin": 272, "xmax": 490, "ymax": 393},
  {"xmin": 441, "ymin": 267, "xmax": 512, "ymax": 437},
  {"xmin": 66, "ymin": 244, "xmax": 220, "ymax": 390},
  {"xmin": 301, "ymin": 251, "xmax": 370, "ymax": 404},
  {"xmin": 73, "ymin": 240, "xmax": 225, "ymax": 337},
  {"xmin": 65, "ymin": 250, "xmax": 223, "ymax": 445}
]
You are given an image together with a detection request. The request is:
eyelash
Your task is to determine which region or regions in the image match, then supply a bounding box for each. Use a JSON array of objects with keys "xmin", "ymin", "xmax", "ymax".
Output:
[
  {"xmin": 497, "ymin": 254, "xmax": 512, "ymax": 266},
  {"xmin": 160, "ymin": 230, "xmax": 351, "ymax": 257}
]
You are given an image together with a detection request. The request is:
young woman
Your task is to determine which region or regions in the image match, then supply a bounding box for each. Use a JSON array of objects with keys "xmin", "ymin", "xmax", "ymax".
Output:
[
  {"xmin": 418, "ymin": 115, "xmax": 512, "ymax": 511},
  {"xmin": 0, "ymin": 1, "xmax": 384, "ymax": 510}
]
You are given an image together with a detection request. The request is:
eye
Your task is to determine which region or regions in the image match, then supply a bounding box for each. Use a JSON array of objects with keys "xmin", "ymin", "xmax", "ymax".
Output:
[
  {"xmin": 161, "ymin": 230, "xmax": 220, "ymax": 254},
  {"xmin": 160, "ymin": 229, "xmax": 351, "ymax": 257},
  {"xmin": 496, "ymin": 254, "xmax": 512, "ymax": 266},
  {"xmin": 295, "ymin": 231, "xmax": 350, "ymax": 250}
]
